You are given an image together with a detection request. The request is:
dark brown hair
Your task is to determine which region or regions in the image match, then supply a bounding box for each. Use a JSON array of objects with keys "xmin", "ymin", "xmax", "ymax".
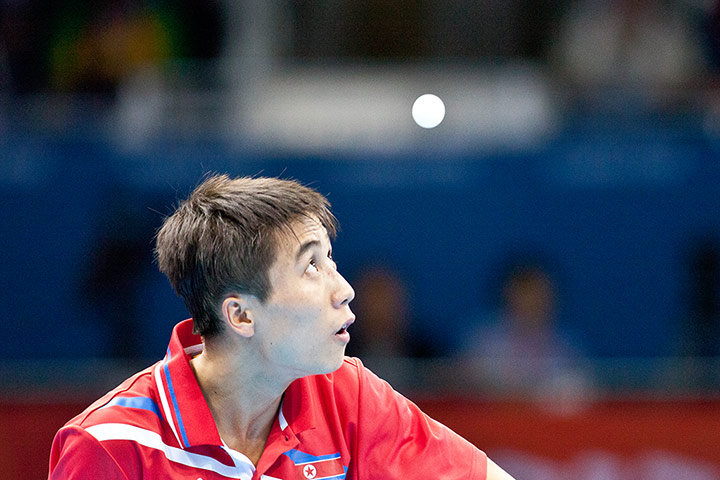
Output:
[{"xmin": 155, "ymin": 174, "xmax": 337, "ymax": 337}]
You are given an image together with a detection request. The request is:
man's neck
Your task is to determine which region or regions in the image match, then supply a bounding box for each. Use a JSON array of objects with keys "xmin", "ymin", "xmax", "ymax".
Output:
[{"xmin": 189, "ymin": 344, "xmax": 289, "ymax": 466}]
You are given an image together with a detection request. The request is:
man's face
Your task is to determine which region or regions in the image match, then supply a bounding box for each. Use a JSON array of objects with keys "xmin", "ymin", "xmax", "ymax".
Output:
[{"xmin": 248, "ymin": 217, "xmax": 356, "ymax": 379}]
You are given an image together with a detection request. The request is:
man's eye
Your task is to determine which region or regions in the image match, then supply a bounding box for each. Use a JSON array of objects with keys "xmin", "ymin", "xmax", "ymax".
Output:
[{"xmin": 306, "ymin": 259, "xmax": 319, "ymax": 273}]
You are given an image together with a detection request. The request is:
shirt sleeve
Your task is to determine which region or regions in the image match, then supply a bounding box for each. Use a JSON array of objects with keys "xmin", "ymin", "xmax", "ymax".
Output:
[
  {"xmin": 351, "ymin": 359, "xmax": 487, "ymax": 480},
  {"xmin": 49, "ymin": 426, "xmax": 129, "ymax": 480}
]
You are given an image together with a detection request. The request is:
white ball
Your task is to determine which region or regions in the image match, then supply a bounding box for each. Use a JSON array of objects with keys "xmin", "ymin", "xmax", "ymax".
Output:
[{"xmin": 412, "ymin": 94, "xmax": 445, "ymax": 129}]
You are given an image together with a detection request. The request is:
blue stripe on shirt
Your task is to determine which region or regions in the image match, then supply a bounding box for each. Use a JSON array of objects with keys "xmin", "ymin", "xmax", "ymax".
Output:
[
  {"xmin": 164, "ymin": 347, "xmax": 191, "ymax": 447},
  {"xmin": 101, "ymin": 396, "xmax": 163, "ymax": 420},
  {"xmin": 283, "ymin": 448, "xmax": 342, "ymax": 464}
]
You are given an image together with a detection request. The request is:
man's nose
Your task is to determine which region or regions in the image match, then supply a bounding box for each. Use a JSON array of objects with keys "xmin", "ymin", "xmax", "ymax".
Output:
[{"xmin": 332, "ymin": 271, "xmax": 355, "ymax": 308}]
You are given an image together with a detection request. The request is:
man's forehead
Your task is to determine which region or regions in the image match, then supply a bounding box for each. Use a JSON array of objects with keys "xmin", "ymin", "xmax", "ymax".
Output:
[{"xmin": 283, "ymin": 217, "xmax": 330, "ymax": 250}]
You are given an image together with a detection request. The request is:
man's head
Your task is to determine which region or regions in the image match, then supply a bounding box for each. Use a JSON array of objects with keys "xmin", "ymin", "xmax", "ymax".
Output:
[{"xmin": 155, "ymin": 174, "xmax": 338, "ymax": 337}]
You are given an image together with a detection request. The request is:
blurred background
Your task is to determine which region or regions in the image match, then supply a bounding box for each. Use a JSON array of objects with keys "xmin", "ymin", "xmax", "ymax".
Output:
[{"xmin": 2, "ymin": 0, "xmax": 720, "ymax": 478}]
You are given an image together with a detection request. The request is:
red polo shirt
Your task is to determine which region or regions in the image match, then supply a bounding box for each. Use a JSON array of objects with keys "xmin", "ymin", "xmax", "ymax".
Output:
[{"xmin": 49, "ymin": 320, "xmax": 487, "ymax": 479}]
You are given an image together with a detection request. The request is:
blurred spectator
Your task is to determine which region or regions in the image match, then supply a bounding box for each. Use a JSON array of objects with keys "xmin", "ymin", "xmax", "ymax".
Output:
[
  {"xmin": 344, "ymin": 262, "xmax": 439, "ymax": 392},
  {"xmin": 456, "ymin": 258, "xmax": 592, "ymax": 402},
  {"xmin": 49, "ymin": 0, "xmax": 173, "ymax": 94},
  {"xmin": 711, "ymin": 1, "xmax": 720, "ymax": 65},
  {"xmin": 344, "ymin": 0, "xmax": 425, "ymax": 59},
  {"xmin": 1, "ymin": 0, "xmax": 223, "ymax": 95},
  {"xmin": 0, "ymin": 0, "xmax": 54, "ymax": 94},
  {"xmin": 680, "ymin": 236, "xmax": 720, "ymax": 357},
  {"xmin": 78, "ymin": 188, "xmax": 159, "ymax": 358},
  {"xmin": 551, "ymin": 0, "xmax": 705, "ymax": 88},
  {"xmin": 420, "ymin": 0, "xmax": 568, "ymax": 60},
  {"xmin": 345, "ymin": 264, "xmax": 410, "ymax": 358},
  {"xmin": 346, "ymin": 262, "xmax": 436, "ymax": 359},
  {"xmin": 289, "ymin": 0, "xmax": 568, "ymax": 61}
]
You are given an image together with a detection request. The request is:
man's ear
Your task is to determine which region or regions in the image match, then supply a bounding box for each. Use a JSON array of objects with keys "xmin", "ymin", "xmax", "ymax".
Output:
[{"xmin": 221, "ymin": 295, "xmax": 255, "ymax": 338}]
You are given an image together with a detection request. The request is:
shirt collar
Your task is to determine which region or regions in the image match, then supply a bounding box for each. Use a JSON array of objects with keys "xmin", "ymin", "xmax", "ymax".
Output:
[{"xmin": 154, "ymin": 319, "xmax": 221, "ymax": 448}]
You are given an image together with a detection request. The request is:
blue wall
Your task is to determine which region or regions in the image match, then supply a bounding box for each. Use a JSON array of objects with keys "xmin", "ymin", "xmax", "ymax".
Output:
[{"xmin": 3, "ymin": 114, "xmax": 719, "ymax": 359}]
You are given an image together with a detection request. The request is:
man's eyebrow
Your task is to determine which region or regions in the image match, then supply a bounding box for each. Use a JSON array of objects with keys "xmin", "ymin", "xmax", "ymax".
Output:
[{"xmin": 295, "ymin": 239, "xmax": 322, "ymax": 262}]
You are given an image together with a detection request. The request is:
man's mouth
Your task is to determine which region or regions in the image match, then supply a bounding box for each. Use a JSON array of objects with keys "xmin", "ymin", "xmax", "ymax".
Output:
[{"xmin": 335, "ymin": 318, "xmax": 355, "ymax": 335}]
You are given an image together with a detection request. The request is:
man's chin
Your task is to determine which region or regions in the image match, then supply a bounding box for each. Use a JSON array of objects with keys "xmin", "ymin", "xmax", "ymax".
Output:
[{"xmin": 315, "ymin": 355, "xmax": 346, "ymax": 376}]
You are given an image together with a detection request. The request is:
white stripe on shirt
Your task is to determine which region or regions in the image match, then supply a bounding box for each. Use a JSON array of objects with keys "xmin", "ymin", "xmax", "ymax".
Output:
[
  {"xmin": 85, "ymin": 423, "xmax": 254, "ymax": 480},
  {"xmin": 154, "ymin": 362, "xmax": 184, "ymax": 448}
]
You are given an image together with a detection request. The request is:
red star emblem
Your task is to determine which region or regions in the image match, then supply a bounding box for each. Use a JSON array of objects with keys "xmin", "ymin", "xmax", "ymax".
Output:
[{"xmin": 303, "ymin": 464, "xmax": 317, "ymax": 479}]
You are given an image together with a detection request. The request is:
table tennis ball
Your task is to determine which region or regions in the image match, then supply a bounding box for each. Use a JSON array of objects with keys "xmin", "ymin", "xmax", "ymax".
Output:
[{"xmin": 412, "ymin": 94, "xmax": 445, "ymax": 128}]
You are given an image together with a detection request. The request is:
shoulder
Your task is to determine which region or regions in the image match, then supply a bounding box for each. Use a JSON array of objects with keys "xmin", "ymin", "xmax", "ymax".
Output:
[
  {"xmin": 304, "ymin": 357, "xmax": 363, "ymax": 389},
  {"xmin": 292, "ymin": 357, "xmax": 396, "ymax": 420},
  {"xmin": 64, "ymin": 364, "xmax": 159, "ymax": 429},
  {"xmin": 52, "ymin": 363, "xmax": 167, "ymax": 455},
  {"xmin": 309, "ymin": 357, "xmax": 391, "ymax": 396},
  {"xmin": 49, "ymin": 363, "xmax": 169, "ymax": 478},
  {"xmin": 299, "ymin": 357, "xmax": 363, "ymax": 405},
  {"xmin": 49, "ymin": 424, "xmax": 130, "ymax": 479},
  {"xmin": 337, "ymin": 356, "xmax": 363, "ymax": 373},
  {"xmin": 318, "ymin": 357, "xmax": 409, "ymax": 414}
]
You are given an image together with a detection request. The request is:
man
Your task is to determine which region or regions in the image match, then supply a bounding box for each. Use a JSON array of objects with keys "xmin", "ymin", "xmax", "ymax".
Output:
[{"xmin": 49, "ymin": 175, "xmax": 514, "ymax": 479}]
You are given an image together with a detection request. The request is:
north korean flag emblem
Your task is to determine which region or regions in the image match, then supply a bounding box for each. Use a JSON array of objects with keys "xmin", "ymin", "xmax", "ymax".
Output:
[
  {"xmin": 303, "ymin": 464, "xmax": 317, "ymax": 478},
  {"xmin": 283, "ymin": 449, "xmax": 347, "ymax": 480}
]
